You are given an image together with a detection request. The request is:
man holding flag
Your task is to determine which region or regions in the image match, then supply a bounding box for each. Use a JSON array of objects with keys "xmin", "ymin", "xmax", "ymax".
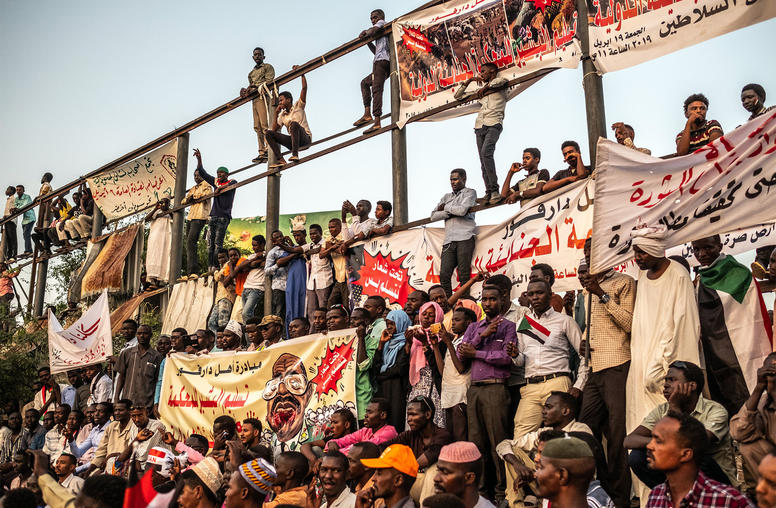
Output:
[
  {"xmin": 508, "ymin": 279, "xmax": 587, "ymax": 437},
  {"xmin": 691, "ymin": 235, "xmax": 773, "ymax": 416}
]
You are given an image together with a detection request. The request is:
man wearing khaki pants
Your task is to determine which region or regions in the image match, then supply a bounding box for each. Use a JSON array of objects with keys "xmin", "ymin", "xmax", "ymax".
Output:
[{"xmin": 240, "ymin": 47, "xmax": 275, "ymax": 164}]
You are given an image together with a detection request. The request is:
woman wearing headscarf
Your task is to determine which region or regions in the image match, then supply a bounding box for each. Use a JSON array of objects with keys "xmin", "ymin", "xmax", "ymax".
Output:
[
  {"xmin": 372, "ymin": 309, "xmax": 412, "ymax": 431},
  {"xmin": 406, "ymin": 301, "xmax": 447, "ymax": 429}
]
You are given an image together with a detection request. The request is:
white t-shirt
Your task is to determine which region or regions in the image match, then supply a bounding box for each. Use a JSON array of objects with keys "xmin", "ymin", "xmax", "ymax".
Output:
[
  {"xmin": 278, "ymin": 99, "xmax": 311, "ymax": 137},
  {"xmin": 244, "ymin": 252, "xmax": 266, "ymax": 289}
]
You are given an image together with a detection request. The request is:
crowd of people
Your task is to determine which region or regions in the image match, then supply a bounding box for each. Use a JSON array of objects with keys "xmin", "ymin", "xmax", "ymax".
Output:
[{"xmin": 1, "ymin": 5, "xmax": 776, "ymax": 507}]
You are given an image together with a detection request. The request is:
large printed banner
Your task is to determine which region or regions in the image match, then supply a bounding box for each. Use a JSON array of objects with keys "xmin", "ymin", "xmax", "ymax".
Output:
[
  {"xmin": 87, "ymin": 140, "xmax": 178, "ymax": 220},
  {"xmin": 591, "ymin": 112, "xmax": 776, "ymax": 273},
  {"xmin": 588, "ymin": 0, "xmax": 776, "ymax": 73},
  {"xmin": 159, "ymin": 329, "xmax": 357, "ymax": 451},
  {"xmin": 666, "ymin": 222, "xmax": 776, "ymax": 267},
  {"xmin": 48, "ymin": 291, "xmax": 113, "ymax": 374},
  {"xmin": 353, "ymin": 181, "xmax": 593, "ymax": 304},
  {"xmin": 227, "ymin": 210, "xmax": 341, "ymax": 252},
  {"xmin": 392, "ymin": 0, "xmax": 580, "ymax": 127}
]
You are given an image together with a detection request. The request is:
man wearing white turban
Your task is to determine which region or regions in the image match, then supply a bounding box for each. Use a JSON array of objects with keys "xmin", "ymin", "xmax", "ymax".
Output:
[{"xmin": 626, "ymin": 225, "xmax": 701, "ymax": 506}]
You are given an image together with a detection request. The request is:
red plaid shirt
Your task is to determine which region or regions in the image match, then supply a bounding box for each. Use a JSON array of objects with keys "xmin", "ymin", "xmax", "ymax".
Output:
[{"xmin": 645, "ymin": 472, "xmax": 753, "ymax": 508}]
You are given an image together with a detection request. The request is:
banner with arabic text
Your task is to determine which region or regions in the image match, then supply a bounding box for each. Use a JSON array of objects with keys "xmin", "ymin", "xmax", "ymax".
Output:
[
  {"xmin": 87, "ymin": 140, "xmax": 178, "ymax": 220},
  {"xmin": 48, "ymin": 291, "xmax": 113, "ymax": 374},
  {"xmin": 588, "ymin": 0, "xmax": 776, "ymax": 73},
  {"xmin": 352, "ymin": 180, "xmax": 593, "ymax": 305},
  {"xmin": 159, "ymin": 329, "xmax": 357, "ymax": 451},
  {"xmin": 392, "ymin": 0, "xmax": 580, "ymax": 127},
  {"xmin": 591, "ymin": 112, "xmax": 776, "ymax": 273}
]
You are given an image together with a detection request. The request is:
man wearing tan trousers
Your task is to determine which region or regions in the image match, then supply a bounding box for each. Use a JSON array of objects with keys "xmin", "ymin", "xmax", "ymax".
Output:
[{"xmin": 240, "ymin": 47, "xmax": 275, "ymax": 164}]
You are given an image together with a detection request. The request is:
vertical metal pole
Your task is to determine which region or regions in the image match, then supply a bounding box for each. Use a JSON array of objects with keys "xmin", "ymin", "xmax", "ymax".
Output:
[
  {"xmin": 168, "ymin": 134, "xmax": 189, "ymax": 283},
  {"xmin": 129, "ymin": 225, "xmax": 144, "ymax": 296},
  {"xmin": 389, "ymin": 33, "xmax": 409, "ymax": 226},
  {"xmin": 33, "ymin": 257, "xmax": 48, "ymax": 318},
  {"xmin": 264, "ymin": 92, "xmax": 280, "ymax": 316},
  {"xmin": 575, "ymin": 0, "xmax": 607, "ymax": 165},
  {"xmin": 0, "ymin": 225, "xmax": 6, "ymax": 263},
  {"xmin": 91, "ymin": 208, "xmax": 104, "ymax": 240}
]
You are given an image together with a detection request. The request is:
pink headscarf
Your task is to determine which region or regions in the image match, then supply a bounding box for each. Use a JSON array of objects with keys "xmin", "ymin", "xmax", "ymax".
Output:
[
  {"xmin": 410, "ymin": 302, "xmax": 444, "ymax": 386},
  {"xmin": 456, "ymin": 299, "xmax": 483, "ymax": 321}
]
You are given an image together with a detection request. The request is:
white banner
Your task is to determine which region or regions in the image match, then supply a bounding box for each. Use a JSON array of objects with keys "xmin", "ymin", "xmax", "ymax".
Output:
[
  {"xmin": 48, "ymin": 291, "xmax": 114, "ymax": 374},
  {"xmin": 353, "ymin": 180, "xmax": 593, "ymax": 304},
  {"xmin": 87, "ymin": 140, "xmax": 178, "ymax": 220},
  {"xmin": 591, "ymin": 112, "xmax": 776, "ymax": 273},
  {"xmin": 589, "ymin": 0, "xmax": 776, "ymax": 73},
  {"xmin": 666, "ymin": 222, "xmax": 776, "ymax": 267},
  {"xmin": 391, "ymin": 0, "xmax": 580, "ymax": 127}
]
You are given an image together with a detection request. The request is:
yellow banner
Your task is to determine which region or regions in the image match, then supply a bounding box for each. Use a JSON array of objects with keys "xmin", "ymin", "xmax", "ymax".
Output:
[{"xmin": 159, "ymin": 329, "xmax": 358, "ymax": 452}]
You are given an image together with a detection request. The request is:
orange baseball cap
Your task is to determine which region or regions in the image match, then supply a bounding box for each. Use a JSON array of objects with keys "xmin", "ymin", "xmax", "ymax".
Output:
[{"xmin": 360, "ymin": 444, "xmax": 419, "ymax": 478}]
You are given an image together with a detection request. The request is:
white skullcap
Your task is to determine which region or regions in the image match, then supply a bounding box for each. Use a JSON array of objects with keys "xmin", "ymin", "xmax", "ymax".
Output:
[
  {"xmin": 225, "ymin": 320, "xmax": 243, "ymax": 338},
  {"xmin": 630, "ymin": 224, "xmax": 668, "ymax": 258}
]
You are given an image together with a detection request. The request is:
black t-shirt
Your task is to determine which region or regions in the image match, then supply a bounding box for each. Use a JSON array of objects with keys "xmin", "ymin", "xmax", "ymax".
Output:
[
  {"xmin": 511, "ymin": 169, "xmax": 551, "ymax": 192},
  {"xmin": 551, "ymin": 165, "xmax": 591, "ymax": 181}
]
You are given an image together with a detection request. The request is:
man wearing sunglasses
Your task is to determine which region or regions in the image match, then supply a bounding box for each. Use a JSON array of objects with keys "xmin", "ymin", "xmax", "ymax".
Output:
[{"xmin": 265, "ymin": 353, "xmax": 314, "ymax": 453}]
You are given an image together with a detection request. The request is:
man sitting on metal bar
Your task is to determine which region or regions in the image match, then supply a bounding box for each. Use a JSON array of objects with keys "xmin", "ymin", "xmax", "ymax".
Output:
[
  {"xmin": 541, "ymin": 141, "xmax": 590, "ymax": 194},
  {"xmin": 353, "ymin": 8, "xmax": 390, "ymax": 135},
  {"xmin": 266, "ymin": 67, "xmax": 312, "ymax": 169}
]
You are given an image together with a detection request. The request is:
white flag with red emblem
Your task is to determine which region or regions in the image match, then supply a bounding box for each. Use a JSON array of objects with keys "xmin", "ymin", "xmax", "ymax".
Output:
[{"xmin": 48, "ymin": 291, "xmax": 113, "ymax": 374}]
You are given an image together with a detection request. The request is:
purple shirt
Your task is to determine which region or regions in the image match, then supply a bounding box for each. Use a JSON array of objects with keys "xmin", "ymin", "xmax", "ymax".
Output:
[{"xmin": 460, "ymin": 317, "xmax": 517, "ymax": 381}]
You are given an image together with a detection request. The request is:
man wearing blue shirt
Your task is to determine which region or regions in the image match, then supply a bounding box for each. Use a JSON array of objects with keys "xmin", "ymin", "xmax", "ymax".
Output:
[
  {"xmin": 354, "ymin": 9, "xmax": 390, "ymax": 135},
  {"xmin": 11, "ymin": 185, "xmax": 35, "ymax": 255}
]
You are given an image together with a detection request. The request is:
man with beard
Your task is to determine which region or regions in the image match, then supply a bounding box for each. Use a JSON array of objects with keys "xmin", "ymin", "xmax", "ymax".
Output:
[
  {"xmin": 357, "ymin": 444, "xmax": 418, "ymax": 508},
  {"xmin": 54, "ymin": 453, "xmax": 84, "ymax": 495},
  {"xmin": 113, "ymin": 324, "xmax": 162, "ymax": 408},
  {"xmin": 86, "ymin": 399, "xmax": 135, "ymax": 475},
  {"xmin": 404, "ymin": 290, "xmax": 430, "ymax": 325},
  {"xmin": 308, "ymin": 451, "xmax": 356, "ymax": 508},
  {"xmin": 264, "ymin": 451, "xmax": 309, "ymax": 508},
  {"xmin": 265, "ymin": 353, "xmax": 314, "ymax": 454},
  {"xmin": 433, "ymin": 441, "xmax": 492, "ymax": 508},
  {"xmin": 239, "ymin": 418, "xmax": 272, "ymax": 461}
]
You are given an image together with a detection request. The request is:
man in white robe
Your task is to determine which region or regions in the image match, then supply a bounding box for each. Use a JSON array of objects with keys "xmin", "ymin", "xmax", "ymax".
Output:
[{"xmin": 626, "ymin": 225, "xmax": 700, "ymax": 431}]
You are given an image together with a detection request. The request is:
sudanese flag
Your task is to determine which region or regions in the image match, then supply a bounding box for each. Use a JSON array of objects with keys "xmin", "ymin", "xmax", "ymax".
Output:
[{"xmin": 697, "ymin": 255, "xmax": 773, "ymax": 416}]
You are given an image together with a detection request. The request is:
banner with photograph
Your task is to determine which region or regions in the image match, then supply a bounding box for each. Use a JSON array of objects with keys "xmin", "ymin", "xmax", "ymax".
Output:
[
  {"xmin": 87, "ymin": 140, "xmax": 178, "ymax": 220},
  {"xmin": 48, "ymin": 291, "xmax": 113, "ymax": 374},
  {"xmin": 159, "ymin": 329, "xmax": 357, "ymax": 451},
  {"xmin": 352, "ymin": 180, "xmax": 593, "ymax": 305},
  {"xmin": 392, "ymin": 0, "xmax": 581, "ymax": 127},
  {"xmin": 591, "ymin": 112, "xmax": 776, "ymax": 273},
  {"xmin": 588, "ymin": 0, "xmax": 776, "ymax": 73},
  {"xmin": 226, "ymin": 210, "xmax": 341, "ymax": 252}
]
